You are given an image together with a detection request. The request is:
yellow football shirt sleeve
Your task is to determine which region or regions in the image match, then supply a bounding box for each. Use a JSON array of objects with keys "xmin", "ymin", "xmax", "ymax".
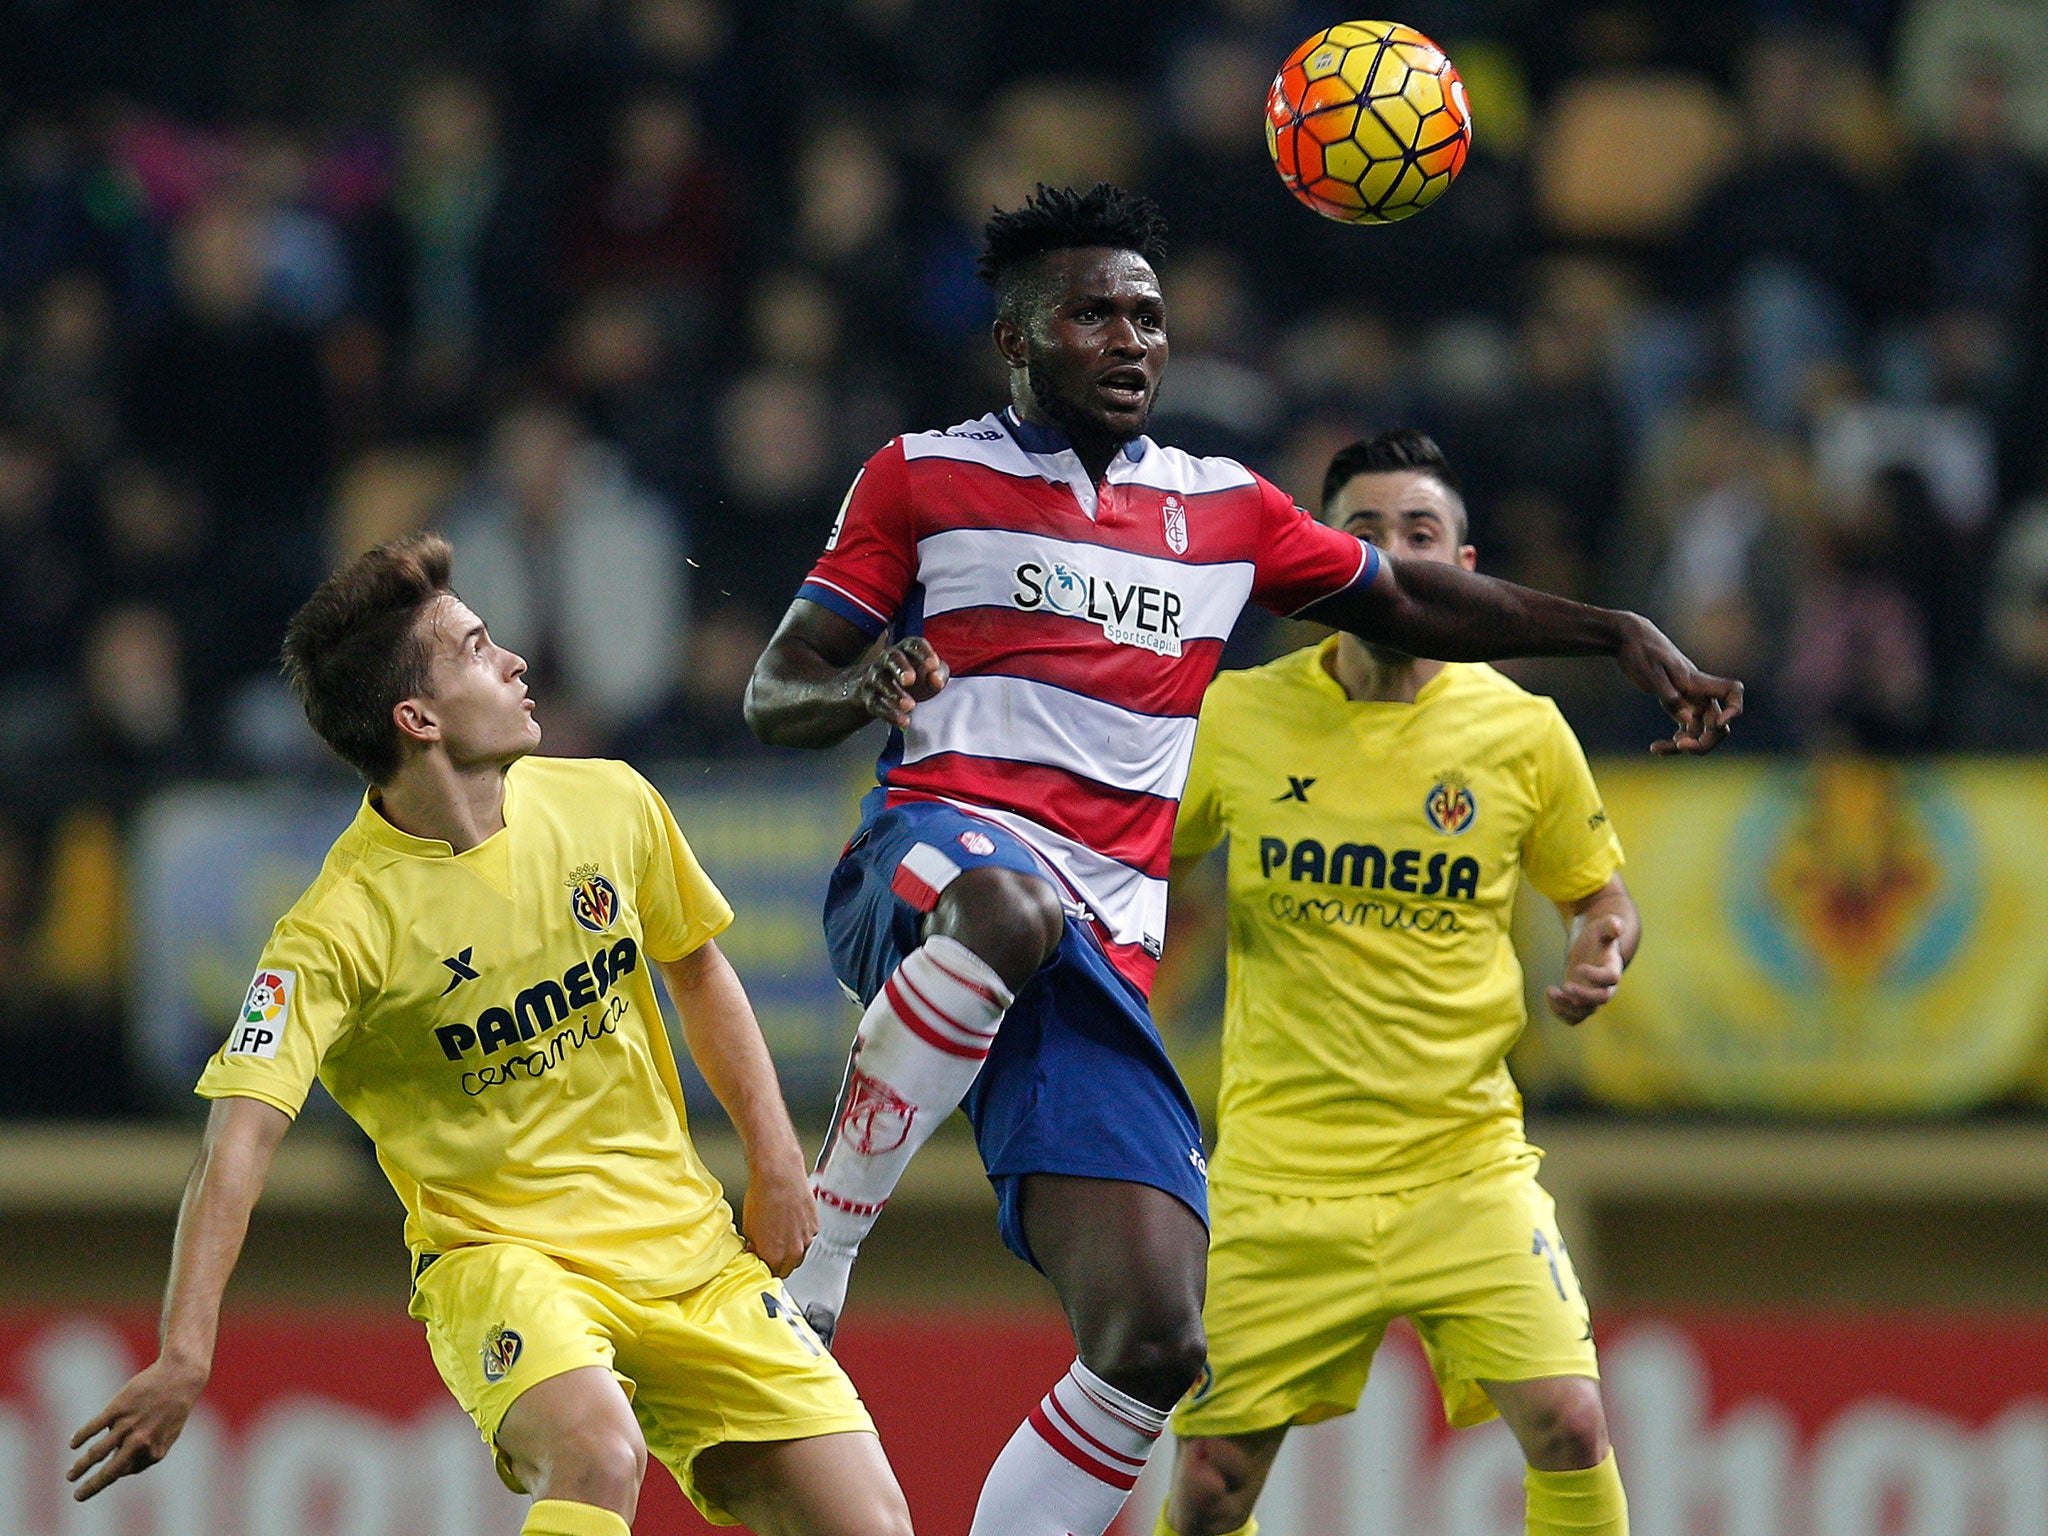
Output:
[
  {"xmin": 1519, "ymin": 705, "xmax": 1625, "ymax": 905},
  {"xmin": 194, "ymin": 918, "xmax": 360, "ymax": 1119},
  {"xmin": 1173, "ymin": 685, "xmax": 1230, "ymax": 861},
  {"xmin": 634, "ymin": 771, "xmax": 736, "ymax": 963}
]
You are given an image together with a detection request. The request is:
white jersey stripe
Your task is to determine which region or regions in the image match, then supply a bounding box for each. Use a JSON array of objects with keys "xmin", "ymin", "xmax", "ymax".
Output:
[
  {"xmin": 1108, "ymin": 438, "xmax": 1258, "ymax": 496},
  {"xmin": 915, "ymin": 796, "xmax": 1168, "ymax": 952},
  {"xmin": 914, "ymin": 526, "xmax": 1253, "ymax": 642},
  {"xmin": 901, "ymin": 674, "xmax": 1199, "ymax": 801}
]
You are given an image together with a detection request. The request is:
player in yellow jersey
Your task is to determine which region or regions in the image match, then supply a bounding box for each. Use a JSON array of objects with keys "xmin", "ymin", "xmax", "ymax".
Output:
[
  {"xmin": 1158, "ymin": 431, "xmax": 1639, "ymax": 1536},
  {"xmin": 65, "ymin": 535, "xmax": 914, "ymax": 1536}
]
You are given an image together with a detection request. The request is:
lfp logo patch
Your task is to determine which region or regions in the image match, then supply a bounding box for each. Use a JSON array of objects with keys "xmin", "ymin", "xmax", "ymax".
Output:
[
  {"xmin": 565, "ymin": 863, "xmax": 619, "ymax": 933},
  {"xmin": 1425, "ymin": 774, "xmax": 1477, "ymax": 836},
  {"xmin": 481, "ymin": 1326, "xmax": 523, "ymax": 1384},
  {"xmin": 226, "ymin": 970, "xmax": 294, "ymax": 1058}
]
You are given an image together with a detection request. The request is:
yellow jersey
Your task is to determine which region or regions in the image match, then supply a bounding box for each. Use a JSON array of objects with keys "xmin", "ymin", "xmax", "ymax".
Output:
[
  {"xmin": 197, "ymin": 755, "xmax": 743, "ymax": 1297},
  {"xmin": 1174, "ymin": 639, "xmax": 1622, "ymax": 1194}
]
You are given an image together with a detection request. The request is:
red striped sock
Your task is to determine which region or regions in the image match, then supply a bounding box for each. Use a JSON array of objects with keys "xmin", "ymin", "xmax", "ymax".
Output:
[
  {"xmin": 970, "ymin": 1361, "xmax": 1168, "ymax": 1536},
  {"xmin": 786, "ymin": 937, "xmax": 1012, "ymax": 1327}
]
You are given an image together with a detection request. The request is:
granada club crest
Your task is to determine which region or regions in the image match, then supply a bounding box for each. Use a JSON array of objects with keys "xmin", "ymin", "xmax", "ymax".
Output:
[
  {"xmin": 565, "ymin": 862, "xmax": 619, "ymax": 933},
  {"xmin": 1425, "ymin": 772, "xmax": 1477, "ymax": 836},
  {"xmin": 1162, "ymin": 494, "xmax": 1189, "ymax": 555},
  {"xmin": 839, "ymin": 1069, "xmax": 916, "ymax": 1156},
  {"xmin": 481, "ymin": 1325, "xmax": 523, "ymax": 1384}
]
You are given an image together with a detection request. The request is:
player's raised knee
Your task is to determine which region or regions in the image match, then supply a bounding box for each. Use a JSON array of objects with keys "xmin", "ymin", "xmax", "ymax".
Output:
[
  {"xmin": 540, "ymin": 1421, "xmax": 647, "ymax": 1511},
  {"xmin": 1511, "ymin": 1379, "xmax": 1610, "ymax": 1471},
  {"xmin": 1168, "ymin": 1437, "xmax": 1266, "ymax": 1536},
  {"xmin": 1086, "ymin": 1314, "xmax": 1207, "ymax": 1407},
  {"xmin": 930, "ymin": 865, "xmax": 1064, "ymax": 989}
]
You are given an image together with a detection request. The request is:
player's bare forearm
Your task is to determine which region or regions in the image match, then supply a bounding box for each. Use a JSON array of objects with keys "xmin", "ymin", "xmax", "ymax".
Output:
[
  {"xmin": 1311, "ymin": 554, "xmax": 1623, "ymax": 661},
  {"xmin": 661, "ymin": 942, "xmax": 803, "ymax": 1166},
  {"xmin": 1546, "ymin": 875, "xmax": 1639, "ymax": 1025},
  {"xmin": 159, "ymin": 1097, "xmax": 288, "ymax": 1363},
  {"xmin": 1565, "ymin": 877, "xmax": 1640, "ymax": 967},
  {"xmin": 68, "ymin": 1095, "xmax": 288, "ymax": 1499},
  {"xmin": 658, "ymin": 944, "xmax": 816, "ymax": 1273},
  {"xmin": 745, "ymin": 599, "xmax": 948, "ymax": 747},
  {"xmin": 1307, "ymin": 556, "xmax": 1743, "ymax": 753}
]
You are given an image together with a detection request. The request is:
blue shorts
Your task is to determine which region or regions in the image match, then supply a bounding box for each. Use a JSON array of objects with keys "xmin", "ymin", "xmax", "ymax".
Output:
[{"xmin": 822, "ymin": 795, "xmax": 1209, "ymax": 1267}]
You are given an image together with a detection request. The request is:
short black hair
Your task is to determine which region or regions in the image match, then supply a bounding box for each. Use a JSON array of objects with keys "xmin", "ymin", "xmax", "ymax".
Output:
[
  {"xmin": 978, "ymin": 183, "xmax": 1168, "ymax": 321},
  {"xmin": 1322, "ymin": 429, "xmax": 1468, "ymax": 539}
]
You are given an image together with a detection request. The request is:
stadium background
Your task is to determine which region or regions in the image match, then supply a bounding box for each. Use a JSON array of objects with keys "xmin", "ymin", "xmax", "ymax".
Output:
[{"xmin": 3, "ymin": 0, "xmax": 2048, "ymax": 1530}]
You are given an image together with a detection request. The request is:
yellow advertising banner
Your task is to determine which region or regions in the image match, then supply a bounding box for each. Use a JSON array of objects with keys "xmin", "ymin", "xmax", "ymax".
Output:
[{"xmin": 1582, "ymin": 757, "xmax": 2048, "ymax": 1113}]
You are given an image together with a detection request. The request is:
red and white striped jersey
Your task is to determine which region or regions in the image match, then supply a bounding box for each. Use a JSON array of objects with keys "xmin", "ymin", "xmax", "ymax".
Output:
[{"xmin": 799, "ymin": 409, "xmax": 1378, "ymax": 992}]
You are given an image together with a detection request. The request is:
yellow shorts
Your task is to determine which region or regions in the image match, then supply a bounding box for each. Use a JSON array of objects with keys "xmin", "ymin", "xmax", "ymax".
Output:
[
  {"xmin": 409, "ymin": 1242, "xmax": 874, "ymax": 1525},
  {"xmin": 1174, "ymin": 1154, "xmax": 1598, "ymax": 1439}
]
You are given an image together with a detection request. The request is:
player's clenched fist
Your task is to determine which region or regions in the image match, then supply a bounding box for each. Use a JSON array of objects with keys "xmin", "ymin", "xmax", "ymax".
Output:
[
  {"xmin": 856, "ymin": 637, "xmax": 948, "ymax": 729},
  {"xmin": 1546, "ymin": 913, "xmax": 1627, "ymax": 1025},
  {"xmin": 742, "ymin": 1160, "xmax": 820, "ymax": 1278}
]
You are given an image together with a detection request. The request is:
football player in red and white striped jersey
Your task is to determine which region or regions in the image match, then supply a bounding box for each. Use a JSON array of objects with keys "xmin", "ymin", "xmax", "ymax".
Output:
[{"xmin": 747, "ymin": 184, "xmax": 1740, "ymax": 1536}]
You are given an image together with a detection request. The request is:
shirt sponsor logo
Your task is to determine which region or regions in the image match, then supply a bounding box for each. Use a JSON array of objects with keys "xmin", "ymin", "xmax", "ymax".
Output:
[
  {"xmin": 433, "ymin": 936, "xmax": 639, "ymax": 1066},
  {"xmin": 1260, "ymin": 837, "xmax": 1481, "ymax": 901},
  {"xmin": 566, "ymin": 863, "xmax": 619, "ymax": 933},
  {"xmin": 226, "ymin": 970, "xmax": 293, "ymax": 1059},
  {"xmin": 1425, "ymin": 773, "xmax": 1477, "ymax": 835},
  {"xmin": 1162, "ymin": 494, "xmax": 1189, "ymax": 555},
  {"xmin": 1011, "ymin": 560, "xmax": 1184, "ymax": 657}
]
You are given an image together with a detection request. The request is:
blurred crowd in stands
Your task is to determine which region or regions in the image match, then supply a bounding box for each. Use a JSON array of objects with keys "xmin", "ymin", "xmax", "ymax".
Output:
[{"xmin": 0, "ymin": 0, "xmax": 2045, "ymax": 1109}]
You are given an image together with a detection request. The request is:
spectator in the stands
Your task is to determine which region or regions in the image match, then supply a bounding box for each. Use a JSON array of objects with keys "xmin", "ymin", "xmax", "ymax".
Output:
[
  {"xmin": 440, "ymin": 396, "xmax": 689, "ymax": 748},
  {"xmin": 1956, "ymin": 499, "xmax": 2048, "ymax": 750}
]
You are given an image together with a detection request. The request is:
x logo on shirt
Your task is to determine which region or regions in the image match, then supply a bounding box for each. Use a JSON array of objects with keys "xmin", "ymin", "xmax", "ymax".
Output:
[{"xmin": 439, "ymin": 947, "xmax": 479, "ymax": 995}]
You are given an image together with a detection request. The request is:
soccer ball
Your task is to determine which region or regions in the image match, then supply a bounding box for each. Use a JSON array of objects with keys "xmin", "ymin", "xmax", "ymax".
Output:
[{"xmin": 1266, "ymin": 21, "xmax": 1472, "ymax": 224}]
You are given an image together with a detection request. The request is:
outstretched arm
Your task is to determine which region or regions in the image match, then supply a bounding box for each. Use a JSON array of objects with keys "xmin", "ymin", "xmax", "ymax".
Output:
[
  {"xmin": 659, "ymin": 940, "xmax": 815, "ymax": 1276},
  {"xmin": 68, "ymin": 1094, "xmax": 290, "ymax": 1500},
  {"xmin": 1307, "ymin": 556, "xmax": 1743, "ymax": 754},
  {"xmin": 744, "ymin": 599, "xmax": 949, "ymax": 749}
]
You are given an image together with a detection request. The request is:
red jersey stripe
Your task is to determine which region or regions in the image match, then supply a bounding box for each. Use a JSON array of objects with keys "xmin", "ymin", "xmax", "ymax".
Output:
[
  {"xmin": 921, "ymin": 608, "xmax": 1223, "ymax": 719},
  {"xmin": 885, "ymin": 761, "xmax": 1178, "ymax": 879}
]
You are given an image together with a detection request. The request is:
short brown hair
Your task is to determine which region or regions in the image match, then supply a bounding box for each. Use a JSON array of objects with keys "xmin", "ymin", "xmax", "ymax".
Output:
[{"xmin": 282, "ymin": 533, "xmax": 455, "ymax": 784}]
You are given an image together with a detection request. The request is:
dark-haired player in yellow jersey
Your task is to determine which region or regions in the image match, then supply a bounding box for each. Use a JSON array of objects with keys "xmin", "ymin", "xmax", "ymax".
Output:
[
  {"xmin": 1159, "ymin": 432, "xmax": 1638, "ymax": 1536},
  {"xmin": 65, "ymin": 534, "xmax": 914, "ymax": 1536}
]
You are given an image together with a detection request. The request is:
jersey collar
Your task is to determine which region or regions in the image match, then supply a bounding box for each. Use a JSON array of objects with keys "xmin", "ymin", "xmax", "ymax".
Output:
[
  {"xmin": 1311, "ymin": 635, "xmax": 1459, "ymax": 709},
  {"xmin": 358, "ymin": 769, "xmax": 521, "ymax": 859},
  {"xmin": 998, "ymin": 408, "xmax": 1148, "ymax": 519}
]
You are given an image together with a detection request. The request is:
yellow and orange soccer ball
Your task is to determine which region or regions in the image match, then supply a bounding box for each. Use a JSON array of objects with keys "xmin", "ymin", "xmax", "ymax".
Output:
[{"xmin": 1266, "ymin": 20, "xmax": 1472, "ymax": 224}]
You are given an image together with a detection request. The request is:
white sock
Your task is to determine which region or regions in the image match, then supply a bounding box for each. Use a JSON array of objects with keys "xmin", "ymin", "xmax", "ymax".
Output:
[
  {"xmin": 969, "ymin": 1361, "xmax": 1168, "ymax": 1536},
  {"xmin": 784, "ymin": 936, "xmax": 1012, "ymax": 1327}
]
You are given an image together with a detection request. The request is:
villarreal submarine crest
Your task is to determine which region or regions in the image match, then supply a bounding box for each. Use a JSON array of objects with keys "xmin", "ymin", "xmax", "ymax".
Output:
[
  {"xmin": 481, "ymin": 1325, "xmax": 523, "ymax": 1384},
  {"xmin": 1425, "ymin": 772, "xmax": 1477, "ymax": 836},
  {"xmin": 566, "ymin": 863, "xmax": 620, "ymax": 934},
  {"xmin": 1732, "ymin": 759, "xmax": 1976, "ymax": 991}
]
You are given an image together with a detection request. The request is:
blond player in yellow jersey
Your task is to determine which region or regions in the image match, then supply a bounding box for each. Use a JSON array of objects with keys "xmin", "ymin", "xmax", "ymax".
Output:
[
  {"xmin": 65, "ymin": 535, "xmax": 914, "ymax": 1536},
  {"xmin": 1159, "ymin": 431, "xmax": 1639, "ymax": 1536}
]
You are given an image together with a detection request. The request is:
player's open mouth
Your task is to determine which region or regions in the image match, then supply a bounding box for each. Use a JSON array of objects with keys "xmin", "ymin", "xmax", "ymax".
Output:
[{"xmin": 1096, "ymin": 370, "xmax": 1149, "ymax": 408}]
